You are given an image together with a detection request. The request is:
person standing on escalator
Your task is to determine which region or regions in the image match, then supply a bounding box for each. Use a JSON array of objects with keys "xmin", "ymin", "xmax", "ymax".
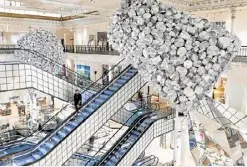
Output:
[
  {"xmin": 138, "ymin": 91, "xmax": 143, "ymax": 107},
  {"xmin": 74, "ymin": 90, "xmax": 82, "ymax": 111}
]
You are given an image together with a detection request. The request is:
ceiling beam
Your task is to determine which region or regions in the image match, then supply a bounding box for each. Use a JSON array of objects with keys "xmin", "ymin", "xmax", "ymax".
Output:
[{"xmin": 0, "ymin": 12, "xmax": 62, "ymax": 21}]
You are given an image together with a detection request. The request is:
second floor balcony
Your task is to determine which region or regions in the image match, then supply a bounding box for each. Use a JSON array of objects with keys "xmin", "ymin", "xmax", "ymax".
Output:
[{"xmin": 0, "ymin": 45, "xmax": 247, "ymax": 62}]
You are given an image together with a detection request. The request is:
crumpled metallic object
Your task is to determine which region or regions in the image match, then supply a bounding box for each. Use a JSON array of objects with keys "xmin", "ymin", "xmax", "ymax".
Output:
[
  {"xmin": 109, "ymin": 0, "xmax": 241, "ymax": 112},
  {"xmin": 14, "ymin": 30, "xmax": 65, "ymax": 75}
]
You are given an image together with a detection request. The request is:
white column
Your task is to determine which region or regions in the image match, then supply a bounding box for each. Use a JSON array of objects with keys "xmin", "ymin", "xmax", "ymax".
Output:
[
  {"xmin": 74, "ymin": 58, "xmax": 78, "ymax": 86},
  {"xmin": 108, "ymin": 65, "xmax": 113, "ymax": 81},
  {"xmin": 225, "ymin": 65, "xmax": 231, "ymax": 106},
  {"xmin": 173, "ymin": 110, "xmax": 179, "ymax": 165},
  {"xmin": 231, "ymin": 7, "xmax": 236, "ymax": 34},
  {"xmin": 64, "ymin": 32, "xmax": 67, "ymax": 51}
]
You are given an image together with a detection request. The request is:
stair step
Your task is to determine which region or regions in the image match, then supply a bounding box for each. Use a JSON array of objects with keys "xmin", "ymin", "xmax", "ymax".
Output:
[
  {"xmin": 108, "ymin": 86, "xmax": 118, "ymax": 91},
  {"xmin": 103, "ymin": 90, "xmax": 114, "ymax": 96},
  {"xmin": 112, "ymin": 83, "xmax": 122, "ymax": 87},
  {"xmin": 116, "ymin": 79, "xmax": 126, "ymax": 84},
  {"xmin": 94, "ymin": 98, "xmax": 104, "ymax": 104},
  {"xmin": 99, "ymin": 94, "xmax": 109, "ymax": 100},
  {"xmin": 57, "ymin": 130, "xmax": 67, "ymax": 138},
  {"xmin": 121, "ymin": 76, "xmax": 130, "ymax": 80},
  {"xmin": 32, "ymin": 151, "xmax": 43, "ymax": 160},
  {"xmin": 51, "ymin": 135, "xmax": 61, "ymax": 143}
]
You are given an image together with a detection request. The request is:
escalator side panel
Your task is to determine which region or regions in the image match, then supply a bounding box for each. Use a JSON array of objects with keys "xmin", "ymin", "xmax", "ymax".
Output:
[
  {"xmin": 0, "ymin": 63, "xmax": 80, "ymax": 102},
  {"xmin": 118, "ymin": 119, "xmax": 174, "ymax": 166},
  {"xmin": 27, "ymin": 72, "xmax": 144, "ymax": 166}
]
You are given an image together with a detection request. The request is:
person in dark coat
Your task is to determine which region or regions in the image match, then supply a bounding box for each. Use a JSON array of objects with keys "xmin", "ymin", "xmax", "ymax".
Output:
[
  {"xmin": 74, "ymin": 90, "xmax": 82, "ymax": 111},
  {"xmin": 138, "ymin": 91, "xmax": 143, "ymax": 107}
]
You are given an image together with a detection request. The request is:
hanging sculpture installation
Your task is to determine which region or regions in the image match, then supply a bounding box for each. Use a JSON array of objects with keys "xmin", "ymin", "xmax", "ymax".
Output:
[
  {"xmin": 109, "ymin": 0, "xmax": 241, "ymax": 112},
  {"xmin": 14, "ymin": 30, "xmax": 65, "ymax": 75}
]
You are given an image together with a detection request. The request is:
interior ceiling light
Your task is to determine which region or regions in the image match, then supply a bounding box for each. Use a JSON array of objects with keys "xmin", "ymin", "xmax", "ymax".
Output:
[{"xmin": 109, "ymin": 0, "xmax": 241, "ymax": 112}]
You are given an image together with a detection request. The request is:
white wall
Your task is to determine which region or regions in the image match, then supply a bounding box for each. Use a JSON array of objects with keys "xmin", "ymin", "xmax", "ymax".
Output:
[
  {"xmin": 0, "ymin": 89, "xmax": 51, "ymax": 104},
  {"xmin": 194, "ymin": 8, "xmax": 247, "ymax": 45},
  {"xmin": 0, "ymin": 25, "xmax": 74, "ymax": 45},
  {"xmin": 66, "ymin": 53, "xmax": 128, "ymax": 82},
  {"xmin": 73, "ymin": 22, "xmax": 108, "ymax": 45},
  {"xmin": 0, "ymin": 54, "xmax": 16, "ymax": 62},
  {"xmin": 226, "ymin": 64, "xmax": 247, "ymax": 113}
]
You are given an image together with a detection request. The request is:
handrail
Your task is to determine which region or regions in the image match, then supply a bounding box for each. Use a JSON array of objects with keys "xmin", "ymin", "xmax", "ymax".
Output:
[
  {"xmin": 96, "ymin": 112, "xmax": 153, "ymax": 165},
  {"xmin": 12, "ymin": 62, "xmax": 133, "ymax": 164},
  {"xmin": 114, "ymin": 110, "xmax": 175, "ymax": 166},
  {"xmin": 110, "ymin": 99, "xmax": 147, "ymax": 125},
  {"xmin": 0, "ymin": 104, "xmax": 70, "ymax": 148},
  {"xmin": 13, "ymin": 47, "xmax": 101, "ymax": 90},
  {"xmin": 5, "ymin": 59, "xmax": 124, "ymax": 149},
  {"xmin": 0, "ymin": 47, "xmax": 101, "ymax": 92},
  {"xmin": 136, "ymin": 155, "xmax": 159, "ymax": 166},
  {"xmin": 84, "ymin": 105, "xmax": 148, "ymax": 165},
  {"xmin": 0, "ymin": 59, "xmax": 126, "ymax": 158},
  {"xmin": 97, "ymin": 109, "xmax": 175, "ymax": 166}
]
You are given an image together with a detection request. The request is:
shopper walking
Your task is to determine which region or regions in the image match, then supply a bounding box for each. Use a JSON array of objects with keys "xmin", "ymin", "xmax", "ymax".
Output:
[{"xmin": 74, "ymin": 90, "xmax": 82, "ymax": 111}]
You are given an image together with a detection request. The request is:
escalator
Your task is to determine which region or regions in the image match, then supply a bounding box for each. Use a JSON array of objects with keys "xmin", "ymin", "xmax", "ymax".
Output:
[
  {"xmin": 64, "ymin": 105, "xmax": 148, "ymax": 166},
  {"xmin": 88, "ymin": 110, "xmax": 175, "ymax": 166},
  {"xmin": 0, "ymin": 48, "xmax": 101, "ymax": 102},
  {"xmin": 96, "ymin": 112, "xmax": 158, "ymax": 166},
  {"xmin": 132, "ymin": 155, "xmax": 159, "ymax": 166},
  {"xmin": 0, "ymin": 64, "xmax": 144, "ymax": 166},
  {"xmin": 14, "ymin": 48, "xmax": 101, "ymax": 91},
  {"xmin": 67, "ymin": 153, "xmax": 159, "ymax": 166}
]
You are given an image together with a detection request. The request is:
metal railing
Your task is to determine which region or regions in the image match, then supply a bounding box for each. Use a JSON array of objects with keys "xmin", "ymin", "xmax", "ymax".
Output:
[
  {"xmin": 133, "ymin": 155, "xmax": 159, "ymax": 166},
  {"xmin": 65, "ymin": 45, "xmax": 119, "ymax": 55},
  {"xmin": 0, "ymin": 47, "xmax": 102, "ymax": 92},
  {"xmin": 5, "ymin": 60, "xmax": 137, "ymax": 165},
  {"xmin": 0, "ymin": 59, "xmax": 128, "ymax": 162},
  {"xmin": 97, "ymin": 109, "xmax": 175, "ymax": 166},
  {"xmin": 1, "ymin": 45, "xmax": 247, "ymax": 57},
  {"xmin": 0, "ymin": 62, "xmax": 80, "ymax": 102},
  {"xmin": 83, "ymin": 107, "xmax": 150, "ymax": 166},
  {"xmin": 0, "ymin": 45, "xmax": 119, "ymax": 55}
]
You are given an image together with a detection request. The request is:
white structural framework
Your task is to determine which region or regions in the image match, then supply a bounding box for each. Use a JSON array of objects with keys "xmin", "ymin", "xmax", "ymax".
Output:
[
  {"xmin": 14, "ymin": 30, "xmax": 65, "ymax": 74},
  {"xmin": 109, "ymin": 0, "xmax": 241, "ymax": 112}
]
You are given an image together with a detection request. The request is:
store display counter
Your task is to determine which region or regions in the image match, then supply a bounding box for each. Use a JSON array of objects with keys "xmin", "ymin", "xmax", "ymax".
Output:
[{"xmin": 0, "ymin": 103, "xmax": 11, "ymax": 116}]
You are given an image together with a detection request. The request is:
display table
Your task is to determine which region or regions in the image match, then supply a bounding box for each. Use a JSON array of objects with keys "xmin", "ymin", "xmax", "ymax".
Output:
[
  {"xmin": 0, "ymin": 104, "xmax": 11, "ymax": 116},
  {"xmin": 16, "ymin": 102, "xmax": 25, "ymax": 117},
  {"xmin": 14, "ymin": 122, "xmax": 30, "ymax": 137}
]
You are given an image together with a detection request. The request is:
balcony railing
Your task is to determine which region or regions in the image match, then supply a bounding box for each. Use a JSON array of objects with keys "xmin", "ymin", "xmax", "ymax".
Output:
[
  {"xmin": 0, "ymin": 45, "xmax": 120, "ymax": 55},
  {"xmin": 65, "ymin": 45, "xmax": 120, "ymax": 55},
  {"xmin": 0, "ymin": 45, "xmax": 247, "ymax": 58}
]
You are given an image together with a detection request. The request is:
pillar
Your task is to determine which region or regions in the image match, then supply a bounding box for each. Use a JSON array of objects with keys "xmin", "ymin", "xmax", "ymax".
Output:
[
  {"xmin": 173, "ymin": 110, "xmax": 179, "ymax": 165},
  {"xmin": 108, "ymin": 65, "xmax": 113, "ymax": 81},
  {"xmin": 74, "ymin": 58, "xmax": 78, "ymax": 86},
  {"xmin": 225, "ymin": 65, "xmax": 231, "ymax": 106},
  {"xmin": 231, "ymin": 7, "xmax": 236, "ymax": 34}
]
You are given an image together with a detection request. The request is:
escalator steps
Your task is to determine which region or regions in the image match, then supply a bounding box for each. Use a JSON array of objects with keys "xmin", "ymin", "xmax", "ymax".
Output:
[{"xmin": 11, "ymin": 67, "xmax": 139, "ymax": 165}]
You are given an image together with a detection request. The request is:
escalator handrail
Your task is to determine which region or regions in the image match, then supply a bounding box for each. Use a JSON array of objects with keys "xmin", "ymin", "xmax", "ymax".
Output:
[
  {"xmin": 0, "ymin": 58, "xmax": 125, "ymax": 148},
  {"xmin": 0, "ymin": 60, "xmax": 127, "ymax": 161},
  {"xmin": 139, "ymin": 155, "xmax": 155, "ymax": 166},
  {"xmin": 137, "ymin": 155, "xmax": 158, "ymax": 166},
  {"xmin": 98, "ymin": 108, "xmax": 175, "ymax": 166},
  {"xmin": 115, "ymin": 109, "xmax": 175, "ymax": 165},
  {"xmin": 84, "ymin": 105, "xmax": 149, "ymax": 165},
  {"xmin": 4, "ymin": 47, "xmax": 126, "ymax": 92},
  {"xmin": 0, "ymin": 47, "xmax": 95, "ymax": 86},
  {"xmin": 96, "ymin": 111, "xmax": 154, "ymax": 165},
  {"xmin": 10, "ymin": 47, "xmax": 97, "ymax": 86},
  {"xmin": 13, "ymin": 64, "xmax": 136, "ymax": 164},
  {"xmin": 110, "ymin": 99, "xmax": 147, "ymax": 125},
  {"xmin": 0, "ymin": 104, "xmax": 69, "ymax": 149}
]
